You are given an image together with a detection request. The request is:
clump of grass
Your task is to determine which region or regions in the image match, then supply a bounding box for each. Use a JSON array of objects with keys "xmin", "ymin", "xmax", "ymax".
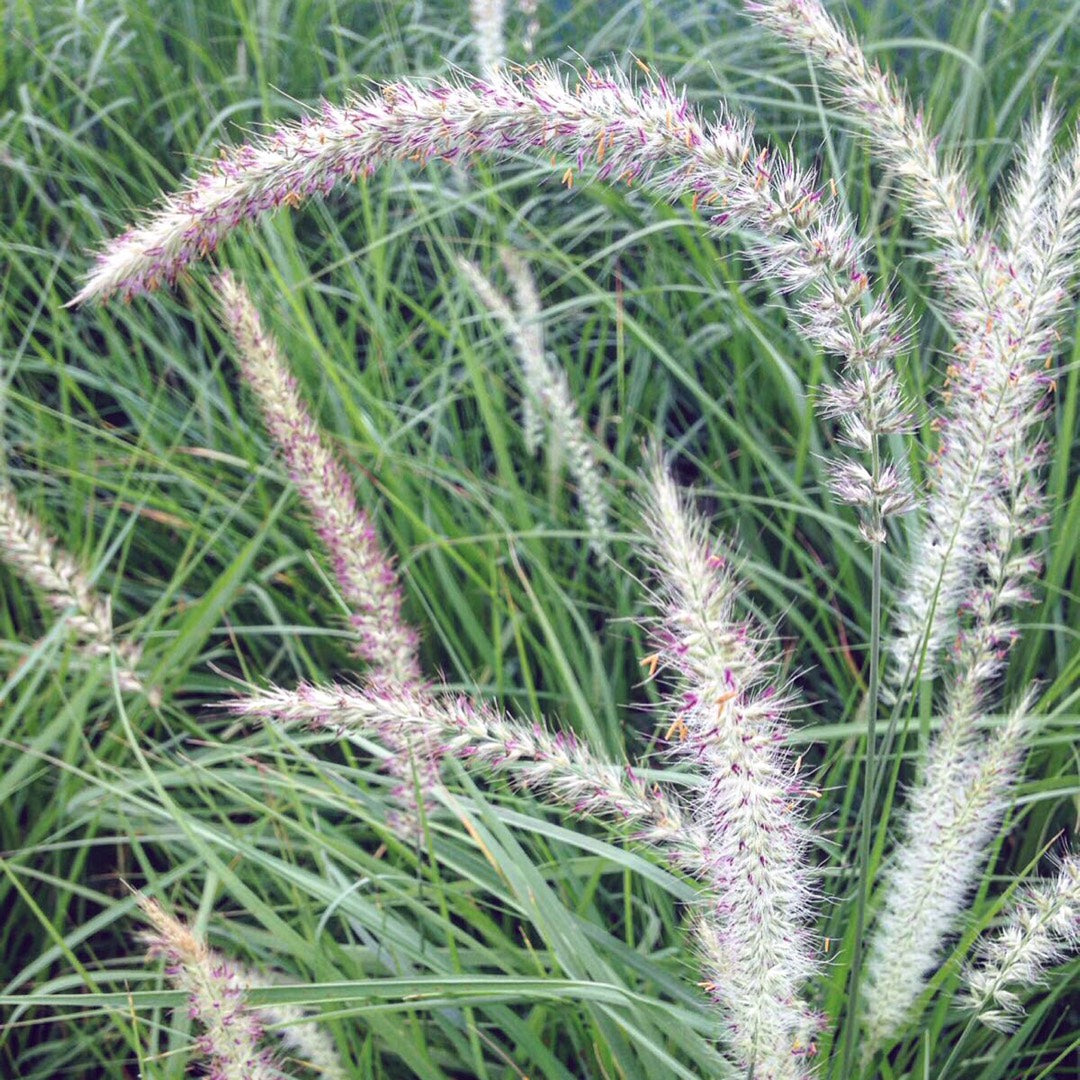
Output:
[{"xmin": 3, "ymin": 1, "xmax": 1079, "ymax": 1078}]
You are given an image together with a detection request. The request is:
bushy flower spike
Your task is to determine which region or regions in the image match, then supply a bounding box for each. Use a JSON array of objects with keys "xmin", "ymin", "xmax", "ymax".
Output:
[
  {"xmin": 497, "ymin": 247, "xmax": 545, "ymax": 454},
  {"xmin": 1018, "ymin": 120, "xmax": 1080, "ymax": 339},
  {"xmin": 216, "ymin": 273, "xmax": 420, "ymax": 683},
  {"xmin": 216, "ymin": 272, "xmax": 442, "ymax": 827},
  {"xmin": 746, "ymin": 0, "xmax": 996, "ymax": 318},
  {"xmin": 640, "ymin": 460, "xmax": 818, "ymax": 1077},
  {"xmin": 136, "ymin": 895, "xmax": 284, "ymax": 1080},
  {"xmin": 457, "ymin": 255, "xmax": 545, "ymax": 452},
  {"xmin": 458, "ymin": 253, "xmax": 610, "ymax": 555},
  {"xmin": 964, "ymin": 852, "xmax": 1080, "ymax": 1032},
  {"xmin": 470, "ymin": 0, "xmax": 507, "ymax": 78},
  {"xmin": 860, "ymin": 126, "xmax": 1068, "ymax": 1050},
  {"xmin": 73, "ymin": 63, "xmax": 916, "ymax": 549},
  {"xmin": 227, "ymin": 680, "xmax": 718, "ymax": 869},
  {"xmin": 71, "ymin": 66, "xmax": 909, "ymax": 403},
  {"xmin": 897, "ymin": 118, "xmax": 1079, "ymax": 682},
  {"xmin": 888, "ymin": 135, "xmax": 1072, "ymax": 687},
  {"xmin": 861, "ymin": 697, "xmax": 1032, "ymax": 1052},
  {"xmin": 0, "ymin": 484, "xmax": 148, "ymax": 697},
  {"xmin": 240, "ymin": 967, "xmax": 348, "ymax": 1080},
  {"xmin": 1001, "ymin": 100, "xmax": 1059, "ymax": 267}
]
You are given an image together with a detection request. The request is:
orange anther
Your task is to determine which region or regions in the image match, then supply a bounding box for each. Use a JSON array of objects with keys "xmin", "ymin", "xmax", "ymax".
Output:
[{"xmin": 665, "ymin": 716, "xmax": 690, "ymax": 742}]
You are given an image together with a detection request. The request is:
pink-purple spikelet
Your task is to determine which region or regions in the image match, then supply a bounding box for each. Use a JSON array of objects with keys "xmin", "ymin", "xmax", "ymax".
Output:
[
  {"xmin": 137, "ymin": 895, "xmax": 280, "ymax": 1080},
  {"xmin": 641, "ymin": 460, "xmax": 818, "ymax": 1077},
  {"xmin": 216, "ymin": 273, "xmax": 439, "ymax": 829}
]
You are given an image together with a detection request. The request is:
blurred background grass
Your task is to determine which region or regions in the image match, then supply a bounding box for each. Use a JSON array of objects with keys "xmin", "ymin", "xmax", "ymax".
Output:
[{"xmin": 1, "ymin": 0, "xmax": 1077, "ymax": 1076}]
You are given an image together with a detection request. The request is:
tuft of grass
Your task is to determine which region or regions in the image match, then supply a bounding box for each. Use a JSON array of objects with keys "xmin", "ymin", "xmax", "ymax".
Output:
[{"xmin": 1, "ymin": 1, "xmax": 1077, "ymax": 1077}]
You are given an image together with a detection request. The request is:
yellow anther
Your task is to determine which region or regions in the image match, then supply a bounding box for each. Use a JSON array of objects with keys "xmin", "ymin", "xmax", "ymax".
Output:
[{"xmin": 639, "ymin": 652, "xmax": 661, "ymax": 680}]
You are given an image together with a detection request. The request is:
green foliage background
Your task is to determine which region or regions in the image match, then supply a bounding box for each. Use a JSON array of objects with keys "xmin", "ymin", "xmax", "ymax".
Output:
[{"xmin": 0, "ymin": 0, "xmax": 1077, "ymax": 1076}]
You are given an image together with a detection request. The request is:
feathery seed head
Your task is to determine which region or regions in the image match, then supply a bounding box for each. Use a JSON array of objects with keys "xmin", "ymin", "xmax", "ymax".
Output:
[
  {"xmin": 459, "ymin": 254, "xmax": 610, "ymax": 554},
  {"xmin": 470, "ymin": 0, "xmax": 507, "ymax": 78},
  {"xmin": 216, "ymin": 272, "xmax": 421, "ymax": 685},
  {"xmin": 137, "ymin": 896, "xmax": 280, "ymax": 1080},
  {"xmin": 963, "ymin": 852, "xmax": 1080, "ymax": 1031},
  {"xmin": 640, "ymin": 459, "xmax": 818, "ymax": 1075},
  {"xmin": 861, "ymin": 697, "xmax": 1033, "ymax": 1051},
  {"xmin": 216, "ymin": 272, "xmax": 441, "ymax": 833},
  {"xmin": 0, "ymin": 484, "xmax": 150, "ymax": 697}
]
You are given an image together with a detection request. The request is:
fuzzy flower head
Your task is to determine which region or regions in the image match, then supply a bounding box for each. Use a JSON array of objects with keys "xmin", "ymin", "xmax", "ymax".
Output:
[
  {"xmin": 861, "ymin": 700, "xmax": 1033, "ymax": 1051},
  {"xmin": 641, "ymin": 458, "xmax": 818, "ymax": 1077},
  {"xmin": 458, "ymin": 252, "xmax": 610, "ymax": 555},
  {"xmin": 71, "ymin": 62, "xmax": 908, "ymax": 413},
  {"xmin": 470, "ymin": 0, "xmax": 507, "ymax": 78},
  {"xmin": 964, "ymin": 852, "xmax": 1080, "ymax": 1031},
  {"xmin": 136, "ymin": 895, "xmax": 281, "ymax": 1080},
  {"xmin": 216, "ymin": 271, "xmax": 421, "ymax": 686},
  {"xmin": 0, "ymin": 484, "xmax": 152, "ymax": 699}
]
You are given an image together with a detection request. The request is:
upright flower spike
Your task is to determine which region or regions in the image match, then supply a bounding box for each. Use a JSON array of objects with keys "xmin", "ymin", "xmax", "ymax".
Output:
[
  {"xmin": 745, "ymin": 0, "xmax": 997, "ymax": 319},
  {"xmin": 216, "ymin": 273, "xmax": 419, "ymax": 684},
  {"xmin": 640, "ymin": 460, "xmax": 818, "ymax": 1078},
  {"xmin": 469, "ymin": 0, "xmax": 507, "ymax": 78},
  {"xmin": 963, "ymin": 852, "xmax": 1080, "ymax": 1032},
  {"xmin": 457, "ymin": 255, "xmax": 546, "ymax": 454},
  {"xmin": 215, "ymin": 273, "xmax": 442, "ymax": 826},
  {"xmin": 861, "ymin": 698, "xmax": 1032, "ymax": 1052},
  {"xmin": 0, "ymin": 483, "xmax": 149, "ymax": 697},
  {"xmin": 496, "ymin": 248, "xmax": 545, "ymax": 456},
  {"xmin": 458, "ymin": 253, "xmax": 610, "ymax": 556},
  {"xmin": 890, "ymin": 120, "xmax": 1080, "ymax": 689},
  {"xmin": 136, "ymin": 895, "xmax": 283, "ymax": 1080},
  {"xmin": 1001, "ymin": 100, "xmax": 1059, "ymax": 267},
  {"xmin": 231, "ymin": 677, "xmax": 827, "ymax": 1073},
  {"xmin": 859, "ymin": 131, "xmax": 1069, "ymax": 1046}
]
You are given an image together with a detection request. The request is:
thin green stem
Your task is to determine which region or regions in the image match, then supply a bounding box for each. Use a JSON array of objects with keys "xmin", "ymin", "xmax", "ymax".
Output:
[
  {"xmin": 840, "ymin": 509, "xmax": 884, "ymax": 1078},
  {"xmin": 935, "ymin": 1014, "xmax": 979, "ymax": 1079}
]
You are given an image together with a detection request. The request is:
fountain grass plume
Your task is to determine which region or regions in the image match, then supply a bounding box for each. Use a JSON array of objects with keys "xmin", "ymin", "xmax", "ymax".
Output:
[
  {"xmin": 470, "ymin": 0, "xmax": 507, "ymax": 78},
  {"xmin": 0, "ymin": 483, "xmax": 151, "ymax": 698},
  {"xmin": 747, "ymin": 0, "xmax": 1076, "ymax": 686},
  {"xmin": 458, "ymin": 252, "xmax": 610, "ymax": 555},
  {"xmin": 963, "ymin": 851, "xmax": 1080, "ymax": 1032},
  {"xmin": 859, "ymin": 108, "xmax": 1074, "ymax": 1055},
  {"xmin": 640, "ymin": 458, "xmax": 819, "ymax": 1077},
  {"xmin": 227, "ymin": 679, "xmax": 713, "ymax": 870},
  {"xmin": 70, "ymin": 64, "xmax": 909, "ymax": 398},
  {"xmin": 136, "ymin": 894, "xmax": 284, "ymax": 1080},
  {"xmin": 861, "ymin": 697, "xmax": 1033, "ymax": 1053},
  {"xmin": 494, "ymin": 248, "xmax": 545, "ymax": 455},
  {"xmin": 215, "ymin": 272, "xmax": 420, "ymax": 684},
  {"xmin": 73, "ymin": 61, "xmax": 913, "ymax": 550},
  {"xmin": 215, "ymin": 272, "xmax": 442, "ymax": 826},
  {"xmin": 456, "ymin": 254, "xmax": 546, "ymax": 454},
  {"xmin": 239, "ymin": 967, "xmax": 348, "ymax": 1080}
]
